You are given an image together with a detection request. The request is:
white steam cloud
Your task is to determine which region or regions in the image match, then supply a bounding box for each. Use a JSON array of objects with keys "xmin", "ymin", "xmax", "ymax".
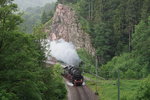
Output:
[{"xmin": 43, "ymin": 39, "xmax": 81, "ymax": 66}]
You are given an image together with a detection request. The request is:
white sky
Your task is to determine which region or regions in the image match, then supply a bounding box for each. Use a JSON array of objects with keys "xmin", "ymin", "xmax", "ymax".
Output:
[{"xmin": 14, "ymin": 0, "xmax": 57, "ymax": 10}]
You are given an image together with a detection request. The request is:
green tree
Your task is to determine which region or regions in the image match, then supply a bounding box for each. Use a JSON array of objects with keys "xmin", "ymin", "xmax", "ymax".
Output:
[
  {"xmin": 0, "ymin": 1, "xmax": 67, "ymax": 100},
  {"xmin": 41, "ymin": 11, "xmax": 48, "ymax": 24},
  {"xmin": 93, "ymin": 23, "xmax": 114, "ymax": 64},
  {"xmin": 132, "ymin": 17, "xmax": 150, "ymax": 75}
]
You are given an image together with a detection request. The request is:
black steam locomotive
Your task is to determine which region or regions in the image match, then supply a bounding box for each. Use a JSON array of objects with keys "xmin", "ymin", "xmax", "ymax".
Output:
[{"xmin": 62, "ymin": 65, "xmax": 84, "ymax": 86}]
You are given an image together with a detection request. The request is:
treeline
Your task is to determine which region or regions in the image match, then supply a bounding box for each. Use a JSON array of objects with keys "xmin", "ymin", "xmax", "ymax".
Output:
[
  {"xmin": 0, "ymin": 0, "xmax": 66, "ymax": 99},
  {"xmin": 20, "ymin": 2, "xmax": 55, "ymax": 33},
  {"xmin": 100, "ymin": 19, "xmax": 150, "ymax": 79},
  {"xmin": 58, "ymin": 0, "xmax": 150, "ymax": 79}
]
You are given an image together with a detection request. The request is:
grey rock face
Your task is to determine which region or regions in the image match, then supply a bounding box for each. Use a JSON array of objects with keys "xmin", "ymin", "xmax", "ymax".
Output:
[{"xmin": 44, "ymin": 4, "xmax": 95, "ymax": 56}]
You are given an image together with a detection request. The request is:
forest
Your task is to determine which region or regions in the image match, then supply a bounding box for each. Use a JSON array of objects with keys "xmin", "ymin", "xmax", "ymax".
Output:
[
  {"xmin": 57, "ymin": 0, "xmax": 150, "ymax": 99},
  {"xmin": 19, "ymin": 2, "xmax": 55, "ymax": 33},
  {"xmin": 0, "ymin": 0, "xmax": 150, "ymax": 99},
  {"xmin": 0, "ymin": 0, "xmax": 66, "ymax": 99},
  {"xmin": 57, "ymin": 0, "xmax": 150, "ymax": 78}
]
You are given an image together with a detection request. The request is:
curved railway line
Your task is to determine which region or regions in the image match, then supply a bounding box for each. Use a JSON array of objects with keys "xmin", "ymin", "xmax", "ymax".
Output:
[{"xmin": 46, "ymin": 61, "xmax": 98, "ymax": 100}]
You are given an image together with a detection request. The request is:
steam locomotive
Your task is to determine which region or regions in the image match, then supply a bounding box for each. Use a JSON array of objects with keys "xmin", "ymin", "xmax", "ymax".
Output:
[{"xmin": 62, "ymin": 65, "xmax": 84, "ymax": 86}]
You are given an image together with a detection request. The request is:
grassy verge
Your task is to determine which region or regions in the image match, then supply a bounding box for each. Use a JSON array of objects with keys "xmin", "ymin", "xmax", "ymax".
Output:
[{"xmin": 84, "ymin": 73, "xmax": 141, "ymax": 100}]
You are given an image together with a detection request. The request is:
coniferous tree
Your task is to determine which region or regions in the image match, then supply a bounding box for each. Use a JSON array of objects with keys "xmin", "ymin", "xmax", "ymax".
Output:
[{"xmin": 0, "ymin": 1, "xmax": 67, "ymax": 99}]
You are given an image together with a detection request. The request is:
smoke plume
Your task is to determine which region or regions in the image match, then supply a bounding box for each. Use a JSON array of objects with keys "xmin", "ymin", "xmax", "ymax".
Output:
[{"xmin": 43, "ymin": 39, "xmax": 81, "ymax": 66}]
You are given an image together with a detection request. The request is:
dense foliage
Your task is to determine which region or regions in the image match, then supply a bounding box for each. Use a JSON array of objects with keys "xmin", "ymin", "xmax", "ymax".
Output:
[
  {"xmin": 41, "ymin": 3, "xmax": 55, "ymax": 24},
  {"xmin": 100, "ymin": 18, "xmax": 150, "ymax": 79},
  {"xmin": 136, "ymin": 75, "xmax": 150, "ymax": 100},
  {"xmin": 0, "ymin": 0, "xmax": 66, "ymax": 99},
  {"xmin": 20, "ymin": 2, "xmax": 55, "ymax": 33},
  {"xmin": 58, "ymin": 0, "xmax": 150, "ymax": 79},
  {"xmin": 77, "ymin": 49, "xmax": 95, "ymax": 74},
  {"xmin": 56, "ymin": 0, "xmax": 150, "ymax": 99}
]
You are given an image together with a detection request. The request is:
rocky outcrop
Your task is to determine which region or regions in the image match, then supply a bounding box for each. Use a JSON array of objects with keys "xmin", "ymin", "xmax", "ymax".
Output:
[{"xmin": 44, "ymin": 4, "xmax": 95, "ymax": 56}]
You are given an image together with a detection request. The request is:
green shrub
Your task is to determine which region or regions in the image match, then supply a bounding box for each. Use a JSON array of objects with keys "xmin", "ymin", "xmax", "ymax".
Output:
[
  {"xmin": 125, "ymin": 69, "xmax": 136, "ymax": 79},
  {"xmin": 136, "ymin": 75, "xmax": 150, "ymax": 100},
  {"xmin": 78, "ymin": 16, "xmax": 91, "ymax": 33},
  {"xmin": 77, "ymin": 48, "xmax": 95, "ymax": 73},
  {"xmin": 100, "ymin": 52, "xmax": 149, "ymax": 79},
  {"xmin": 0, "ymin": 90, "xmax": 18, "ymax": 100}
]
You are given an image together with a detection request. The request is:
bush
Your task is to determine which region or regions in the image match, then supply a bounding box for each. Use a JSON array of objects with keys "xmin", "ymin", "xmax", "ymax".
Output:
[
  {"xmin": 0, "ymin": 90, "xmax": 18, "ymax": 100},
  {"xmin": 78, "ymin": 16, "xmax": 91, "ymax": 33},
  {"xmin": 77, "ymin": 49, "xmax": 95, "ymax": 73},
  {"xmin": 136, "ymin": 75, "xmax": 150, "ymax": 100},
  {"xmin": 125, "ymin": 69, "xmax": 136, "ymax": 79},
  {"xmin": 100, "ymin": 52, "xmax": 149, "ymax": 79}
]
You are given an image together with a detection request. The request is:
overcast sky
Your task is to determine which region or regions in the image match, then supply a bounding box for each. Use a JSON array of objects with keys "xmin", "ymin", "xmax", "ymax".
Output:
[{"xmin": 14, "ymin": 0, "xmax": 57, "ymax": 10}]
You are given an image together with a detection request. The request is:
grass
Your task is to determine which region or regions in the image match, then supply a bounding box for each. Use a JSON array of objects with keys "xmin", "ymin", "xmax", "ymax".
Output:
[{"xmin": 84, "ymin": 73, "xmax": 141, "ymax": 100}]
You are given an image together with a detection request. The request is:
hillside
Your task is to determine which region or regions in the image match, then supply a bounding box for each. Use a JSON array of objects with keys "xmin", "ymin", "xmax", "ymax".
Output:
[
  {"xmin": 56, "ymin": 0, "xmax": 150, "ymax": 99},
  {"xmin": 57, "ymin": 0, "xmax": 150, "ymax": 78},
  {"xmin": 19, "ymin": 3, "xmax": 55, "ymax": 33},
  {"xmin": 43, "ymin": 4, "xmax": 95, "ymax": 56},
  {"xmin": 0, "ymin": 0, "xmax": 150, "ymax": 100}
]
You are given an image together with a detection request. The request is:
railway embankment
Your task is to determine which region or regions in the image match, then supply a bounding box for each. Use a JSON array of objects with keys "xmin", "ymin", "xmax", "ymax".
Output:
[{"xmin": 84, "ymin": 73, "xmax": 141, "ymax": 100}]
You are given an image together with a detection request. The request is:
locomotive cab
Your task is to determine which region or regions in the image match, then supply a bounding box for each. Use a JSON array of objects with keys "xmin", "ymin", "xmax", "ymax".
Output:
[{"xmin": 71, "ymin": 68, "xmax": 83, "ymax": 86}]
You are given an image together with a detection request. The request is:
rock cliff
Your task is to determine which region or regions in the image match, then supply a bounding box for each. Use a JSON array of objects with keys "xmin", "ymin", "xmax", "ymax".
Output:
[{"xmin": 44, "ymin": 4, "xmax": 95, "ymax": 56}]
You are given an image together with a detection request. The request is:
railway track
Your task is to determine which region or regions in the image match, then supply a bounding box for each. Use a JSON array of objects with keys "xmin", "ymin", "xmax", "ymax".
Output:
[
  {"xmin": 66, "ymin": 84, "xmax": 98, "ymax": 100},
  {"xmin": 45, "ymin": 61, "xmax": 98, "ymax": 100}
]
